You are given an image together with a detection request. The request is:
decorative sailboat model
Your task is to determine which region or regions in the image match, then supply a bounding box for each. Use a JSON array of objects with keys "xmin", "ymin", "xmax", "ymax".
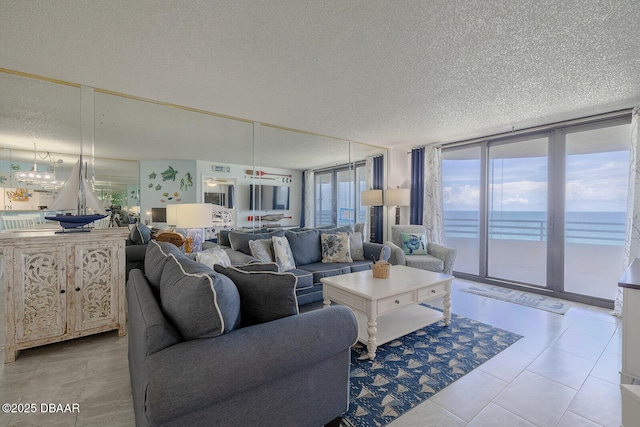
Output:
[{"xmin": 45, "ymin": 158, "xmax": 107, "ymax": 232}]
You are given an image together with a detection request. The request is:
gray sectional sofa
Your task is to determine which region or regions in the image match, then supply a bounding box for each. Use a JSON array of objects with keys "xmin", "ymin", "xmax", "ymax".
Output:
[
  {"xmin": 127, "ymin": 239, "xmax": 358, "ymax": 426},
  {"xmin": 219, "ymin": 226, "xmax": 394, "ymax": 306}
]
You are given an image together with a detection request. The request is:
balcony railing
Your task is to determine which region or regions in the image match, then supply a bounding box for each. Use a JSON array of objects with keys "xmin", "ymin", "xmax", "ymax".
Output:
[{"xmin": 444, "ymin": 217, "xmax": 626, "ymax": 245}]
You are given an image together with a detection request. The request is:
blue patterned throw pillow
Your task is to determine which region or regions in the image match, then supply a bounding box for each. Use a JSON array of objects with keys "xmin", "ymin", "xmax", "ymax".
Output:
[
  {"xmin": 321, "ymin": 232, "xmax": 353, "ymax": 263},
  {"xmin": 401, "ymin": 232, "xmax": 428, "ymax": 255}
]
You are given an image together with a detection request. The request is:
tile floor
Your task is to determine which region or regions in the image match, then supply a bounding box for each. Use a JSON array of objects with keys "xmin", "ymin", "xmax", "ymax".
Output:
[{"xmin": 0, "ymin": 279, "xmax": 624, "ymax": 426}]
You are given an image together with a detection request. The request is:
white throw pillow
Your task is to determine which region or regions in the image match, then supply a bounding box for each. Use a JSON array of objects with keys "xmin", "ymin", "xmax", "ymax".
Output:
[
  {"xmin": 248, "ymin": 238, "xmax": 274, "ymax": 262},
  {"xmin": 196, "ymin": 248, "xmax": 231, "ymax": 269},
  {"xmin": 272, "ymin": 235, "xmax": 296, "ymax": 272}
]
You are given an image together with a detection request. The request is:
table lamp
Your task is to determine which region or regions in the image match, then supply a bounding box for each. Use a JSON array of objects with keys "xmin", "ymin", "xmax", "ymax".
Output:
[
  {"xmin": 175, "ymin": 203, "xmax": 213, "ymax": 253},
  {"xmin": 384, "ymin": 187, "xmax": 410, "ymax": 225}
]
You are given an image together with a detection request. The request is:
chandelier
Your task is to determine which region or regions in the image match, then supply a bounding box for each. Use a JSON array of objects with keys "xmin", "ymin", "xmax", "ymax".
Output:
[{"xmin": 13, "ymin": 143, "xmax": 62, "ymax": 189}]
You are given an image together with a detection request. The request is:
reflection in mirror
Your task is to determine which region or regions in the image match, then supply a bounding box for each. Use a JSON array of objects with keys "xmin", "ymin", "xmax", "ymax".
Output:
[
  {"xmin": 202, "ymin": 175, "xmax": 236, "ymax": 238},
  {"xmin": 258, "ymin": 124, "xmax": 385, "ymax": 232},
  {"xmin": 203, "ymin": 176, "xmax": 235, "ymax": 209},
  {"xmin": 0, "ymin": 71, "xmax": 140, "ymax": 229},
  {"xmin": 0, "ymin": 71, "xmax": 82, "ymax": 156},
  {"xmin": 0, "ymin": 69, "xmax": 386, "ymax": 235},
  {"xmin": 93, "ymin": 89, "xmax": 254, "ymax": 228},
  {"xmin": 1, "ymin": 146, "xmax": 139, "ymax": 228}
]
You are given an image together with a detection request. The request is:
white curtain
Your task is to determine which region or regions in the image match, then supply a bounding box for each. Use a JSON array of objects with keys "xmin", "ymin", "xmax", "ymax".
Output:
[
  {"xmin": 303, "ymin": 169, "xmax": 314, "ymax": 228},
  {"xmin": 422, "ymin": 145, "xmax": 445, "ymax": 244},
  {"xmin": 615, "ymin": 106, "xmax": 640, "ymax": 316}
]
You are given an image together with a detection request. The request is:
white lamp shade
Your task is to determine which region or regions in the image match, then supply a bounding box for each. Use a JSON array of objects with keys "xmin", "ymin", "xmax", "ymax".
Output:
[
  {"xmin": 361, "ymin": 189, "xmax": 383, "ymax": 206},
  {"xmin": 174, "ymin": 203, "xmax": 213, "ymax": 228},
  {"xmin": 166, "ymin": 204, "xmax": 178, "ymax": 227},
  {"xmin": 385, "ymin": 188, "xmax": 411, "ymax": 206}
]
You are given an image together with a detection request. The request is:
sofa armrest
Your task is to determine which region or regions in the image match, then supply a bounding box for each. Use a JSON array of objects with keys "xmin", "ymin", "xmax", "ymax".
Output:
[
  {"xmin": 144, "ymin": 306, "xmax": 357, "ymax": 424},
  {"xmin": 428, "ymin": 242, "xmax": 458, "ymax": 275},
  {"xmin": 127, "ymin": 269, "xmax": 182, "ymax": 357},
  {"xmin": 363, "ymin": 242, "xmax": 398, "ymax": 264},
  {"xmin": 384, "ymin": 241, "xmax": 406, "ymax": 265},
  {"xmin": 362, "ymin": 241, "xmax": 383, "ymax": 262}
]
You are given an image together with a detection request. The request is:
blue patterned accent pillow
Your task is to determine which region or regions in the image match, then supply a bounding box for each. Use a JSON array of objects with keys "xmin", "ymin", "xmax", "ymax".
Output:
[
  {"xmin": 272, "ymin": 235, "xmax": 296, "ymax": 271},
  {"xmin": 321, "ymin": 232, "xmax": 353, "ymax": 263},
  {"xmin": 401, "ymin": 232, "xmax": 428, "ymax": 255}
]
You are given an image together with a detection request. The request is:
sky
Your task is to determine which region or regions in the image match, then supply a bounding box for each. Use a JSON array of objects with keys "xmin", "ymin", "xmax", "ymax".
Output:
[{"xmin": 442, "ymin": 150, "xmax": 630, "ymax": 213}]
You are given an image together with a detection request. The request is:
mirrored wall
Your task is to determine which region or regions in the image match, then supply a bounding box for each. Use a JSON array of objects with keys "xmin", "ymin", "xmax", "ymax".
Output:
[{"xmin": 0, "ymin": 69, "xmax": 385, "ymax": 232}]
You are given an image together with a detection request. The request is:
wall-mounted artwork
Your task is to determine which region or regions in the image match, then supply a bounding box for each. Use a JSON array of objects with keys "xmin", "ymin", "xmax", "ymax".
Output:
[
  {"xmin": 7, "ymin": 188, "xmax": 31, "ymax": 202},
  {"xmin": 145, "ymin": 164, "xmax": 195, "ymax": 204}
]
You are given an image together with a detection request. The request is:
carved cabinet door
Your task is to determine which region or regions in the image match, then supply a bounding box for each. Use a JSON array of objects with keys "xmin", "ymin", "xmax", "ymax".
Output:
[
  {"xmin": 72, "ymin": 241, "xmax": 119, "ymax": 333},
  {"xmin": 14, "ymin": 245, "xmax": 68, "ymax": 344}
]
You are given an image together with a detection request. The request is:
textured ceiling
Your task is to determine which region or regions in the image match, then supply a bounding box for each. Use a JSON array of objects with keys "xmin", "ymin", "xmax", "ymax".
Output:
[{"xmin": 1, "ymin": 0, "xmax": 640, "ymax": 152}]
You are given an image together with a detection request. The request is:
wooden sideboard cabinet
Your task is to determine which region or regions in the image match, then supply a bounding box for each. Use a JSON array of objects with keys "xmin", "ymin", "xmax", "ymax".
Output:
[{"xmin": 2, "ymin": 228, "xmax": 128, "ymax": 362}]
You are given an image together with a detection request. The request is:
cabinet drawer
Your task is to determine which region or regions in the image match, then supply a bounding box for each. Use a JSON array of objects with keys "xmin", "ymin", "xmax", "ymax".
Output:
[
  {"xmin": 418, "ymin": 282, "xmax": 447, "ymax": 300},
  {"xmin": 378, "ymin": 291, "xmax": 416, "ymax": 314}
]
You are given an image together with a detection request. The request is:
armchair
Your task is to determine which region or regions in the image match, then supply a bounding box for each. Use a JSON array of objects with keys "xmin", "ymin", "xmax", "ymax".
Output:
[{"xmin": 385, "ymin": 225, "xmax": 457, "ymax": 275}]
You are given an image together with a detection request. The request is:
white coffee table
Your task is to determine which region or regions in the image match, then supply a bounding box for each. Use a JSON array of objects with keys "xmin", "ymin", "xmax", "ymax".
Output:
[{"xmin": 321, "ymin": 265, "xmax": 452, "ymax": 360}]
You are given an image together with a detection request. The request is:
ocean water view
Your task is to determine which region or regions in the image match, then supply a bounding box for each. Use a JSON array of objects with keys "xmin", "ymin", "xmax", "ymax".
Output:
[{"xmin": 444, "ymin": 210, "xmax": 627, "ymax": 245}]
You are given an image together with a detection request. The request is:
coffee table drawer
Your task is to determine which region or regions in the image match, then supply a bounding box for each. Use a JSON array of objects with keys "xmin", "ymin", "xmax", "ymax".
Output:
[
  {"xmin": 418, "ymin": 282, "xmax": 447, "ymax": 300},
  {"xmin": 378, "ymin": 291, "xmax": 416, "ymax": 314}
]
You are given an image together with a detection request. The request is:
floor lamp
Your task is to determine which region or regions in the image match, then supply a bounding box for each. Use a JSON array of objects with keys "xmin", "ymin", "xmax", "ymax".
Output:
[{"xmin": 361, "ymin": 189, "xmax": 383, "ymax": 242}]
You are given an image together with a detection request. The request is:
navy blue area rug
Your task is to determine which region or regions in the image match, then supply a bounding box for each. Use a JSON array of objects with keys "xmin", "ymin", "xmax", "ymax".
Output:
[{"xmin": 341, "ymin": 310, "xmax": 523, "ymax": 426}]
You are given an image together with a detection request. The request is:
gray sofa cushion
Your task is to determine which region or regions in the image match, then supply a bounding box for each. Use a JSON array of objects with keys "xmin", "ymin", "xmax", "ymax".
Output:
[
  {"xmin": 286, "ymin": 268, "xmax": 314, "ymax": 290},
  {"xmin": 285, "ymin": 229, "xmax": 322, "ymax": 265},
  {"xmin": 144, "ymin": 240, "xmax": 186, "ymax": 294},
  {"xmin": 227, "ymin": 262, "xmax": 313, "ymax": 290},
  {"xmin": 214, "ymin": 265, "xmax": 299, "ymax": 326},
  {"xmin": 349, "ymin": 260, "xmax": 374, "ymax": 272},
  {"xmin": 299, "ymin": 262, "xmax": 352, "ymax": 283},
  {"xmin": 160, "ymin": 254, "xmax": 241, "ymax": 340},
  {"xmin": 232, "ymin": 262, "xmax": 279, "ymax": 272},
  {"xmin": 229, "ymin": 230, "xmax": 285, "ymax": 255}
]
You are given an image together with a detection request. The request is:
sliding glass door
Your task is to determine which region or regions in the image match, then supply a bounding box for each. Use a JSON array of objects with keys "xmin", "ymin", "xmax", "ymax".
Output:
[
  {"xmin": 443, "ymin": 146, "xmax": 481, "ymax": 276},
  {"xmin": 488, "ymin": 137, "xmax": 548, "ymax": 286},
  {"xmin": 563, "ymin": 123, "xmax": 630, "ymax": 300},
  {"xmin": 442, "ymin": 115, "xmax": 632, "ymax": 306}
]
